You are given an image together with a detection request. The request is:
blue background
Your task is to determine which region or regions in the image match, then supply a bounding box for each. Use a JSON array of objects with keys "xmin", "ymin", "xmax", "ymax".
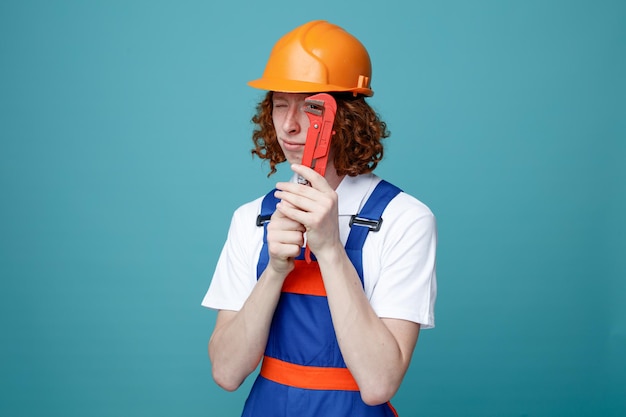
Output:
[{"xmin": 1, "ymin": 1, "xmax": 624, "ymax": 416}]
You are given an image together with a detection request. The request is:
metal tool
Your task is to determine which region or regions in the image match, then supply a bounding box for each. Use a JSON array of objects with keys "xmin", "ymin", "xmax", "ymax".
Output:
[
  {"xmin": 298, "ymin": 93, "xmax": 337, "ymax": 262},
  {"xmin": 297, "ymin": 93, "xmax": 337, "ymax": 185}
]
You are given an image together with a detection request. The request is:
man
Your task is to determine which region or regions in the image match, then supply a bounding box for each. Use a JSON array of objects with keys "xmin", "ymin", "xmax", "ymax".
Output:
[{"xmin": 202, "ymin": 20, "xmax": 437, "ymax": 417}]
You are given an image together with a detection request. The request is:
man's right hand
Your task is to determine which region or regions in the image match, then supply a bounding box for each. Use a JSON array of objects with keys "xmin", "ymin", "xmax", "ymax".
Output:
[{"xmin": 266, "ymin": 201, "xmax": 305, "ymax": 276}]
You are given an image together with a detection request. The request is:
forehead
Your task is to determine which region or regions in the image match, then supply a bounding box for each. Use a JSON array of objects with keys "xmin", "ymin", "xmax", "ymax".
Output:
[{"xmin": 272, "ymin": 92, "xmax": 311, "ymax": 101}]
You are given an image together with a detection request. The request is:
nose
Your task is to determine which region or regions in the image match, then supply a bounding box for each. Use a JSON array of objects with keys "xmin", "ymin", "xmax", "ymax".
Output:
[{"xmin": 282, "ymin": 105, "xmax": 301, "ymax": 135}]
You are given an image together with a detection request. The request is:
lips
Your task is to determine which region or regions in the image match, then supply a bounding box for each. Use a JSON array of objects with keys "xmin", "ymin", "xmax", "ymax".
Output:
[{"xmin": 281, "ymin": 139, "xmax": 305, "ymax": 152}]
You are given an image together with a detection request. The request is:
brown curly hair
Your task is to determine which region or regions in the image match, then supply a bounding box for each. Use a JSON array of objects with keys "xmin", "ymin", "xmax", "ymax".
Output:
[{"xmin": 251, "ymin": 92, "xmax": 390, "ymax": 177}]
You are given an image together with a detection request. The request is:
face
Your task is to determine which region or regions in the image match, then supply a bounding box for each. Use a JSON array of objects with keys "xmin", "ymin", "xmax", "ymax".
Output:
[{"xmin": 272, "ymin": 92, "xmax": 311, "ymax": 165}]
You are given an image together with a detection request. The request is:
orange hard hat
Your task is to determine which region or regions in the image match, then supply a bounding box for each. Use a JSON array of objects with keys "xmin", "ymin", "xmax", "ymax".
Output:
[{"xmin": 248, "ymin": 20, "xmax": 373, "ymax": 97}]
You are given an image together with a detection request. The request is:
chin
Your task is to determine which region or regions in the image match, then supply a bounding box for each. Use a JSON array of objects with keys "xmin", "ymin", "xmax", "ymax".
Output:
[{"xmin": 284, "ymin": 155, "xmax": 303, "ymax": 166}]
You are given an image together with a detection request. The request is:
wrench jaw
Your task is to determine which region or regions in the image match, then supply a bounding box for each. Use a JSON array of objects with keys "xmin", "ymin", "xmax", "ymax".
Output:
[
  {"xmin": 296, "ymin": 175, "xmax": 310, "ymax": 186},
  {"xmin": 303, "ymin": 99, "xmax": 325, "ymax": 116}
]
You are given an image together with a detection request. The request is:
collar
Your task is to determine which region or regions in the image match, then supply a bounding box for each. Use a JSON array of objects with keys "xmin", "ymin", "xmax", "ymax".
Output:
[{"xmin": 336, "ymin": 173, "xmax": 380, "ymax": 215}]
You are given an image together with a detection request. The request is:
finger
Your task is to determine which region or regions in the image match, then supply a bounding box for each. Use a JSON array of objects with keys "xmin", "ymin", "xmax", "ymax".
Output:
[
  {"xmin": 275, "ymin": 180, "xmax": 329, "ymax": 215},
  {"xmin": 269, "ymin": 199, "xmax": 303, "ymax": 223},
  {"xmin": 269, "ymin": 211, "xmax": 305, "ymax": 230},
  {"xmin": 268, "ymin": 241, "xmax": 301, "ymax": 261},
  {"xmin": 272, "ymin": 191, "xmax": 302, "ymax": 208},
  {"xmin": 290, "ymin": 164, "xmax": 333, "ymax": 192},
  {"xmin": 274, "ymin": 191, "xmax": 313, "ymax": 215},
  {"xmin": 275, "ymin": 200, "xmax": 310, "ymax": 228},
  {"xmin": 275, "ymin": 181, "xmax": 316, "ymax": 200},
  {"xmin": 268, "ymin": 229, "xmax": 305, "ymax": 247},
  {"xmin": 274, "ymin": 188, "xmax": 319, "ymax": 218}
]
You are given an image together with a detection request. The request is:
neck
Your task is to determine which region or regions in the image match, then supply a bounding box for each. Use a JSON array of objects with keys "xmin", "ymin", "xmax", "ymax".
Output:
[{"xmin": 325, "ymin": 169, "xmax": 346, "ymax": 190}]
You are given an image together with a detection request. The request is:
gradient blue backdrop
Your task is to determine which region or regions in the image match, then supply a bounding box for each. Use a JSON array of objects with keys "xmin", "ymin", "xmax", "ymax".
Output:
[{"xmin": 1, "ymin": 1, "xmax": 624, "ymax": 416}]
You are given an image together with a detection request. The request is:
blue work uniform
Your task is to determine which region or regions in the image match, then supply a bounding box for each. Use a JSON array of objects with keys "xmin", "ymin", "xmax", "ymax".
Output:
[{"xmin": 242, "ymin": 180, "xmax": 402, "ymax": 417}]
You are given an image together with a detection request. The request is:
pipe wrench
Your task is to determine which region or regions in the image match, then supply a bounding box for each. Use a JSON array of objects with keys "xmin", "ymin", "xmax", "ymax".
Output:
[
  {"xmin": 298, "ymin": 93, "xmax": 337, "ymax": 262},
  {"xmin": 297, "ymin": 93, "xmax": 337, "ymax": 185}
]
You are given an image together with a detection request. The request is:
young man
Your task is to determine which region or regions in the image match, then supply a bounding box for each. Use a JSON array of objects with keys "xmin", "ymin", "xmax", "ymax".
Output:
[{"xmin": 202, "ymin": 20, "xmax": 437, "ymax": 417}]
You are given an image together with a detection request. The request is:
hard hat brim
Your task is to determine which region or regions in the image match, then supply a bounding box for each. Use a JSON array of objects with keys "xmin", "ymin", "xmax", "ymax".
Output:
[{"xmin": 248, "ymin": 77, "xmax": 374, "ymax": 97}]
